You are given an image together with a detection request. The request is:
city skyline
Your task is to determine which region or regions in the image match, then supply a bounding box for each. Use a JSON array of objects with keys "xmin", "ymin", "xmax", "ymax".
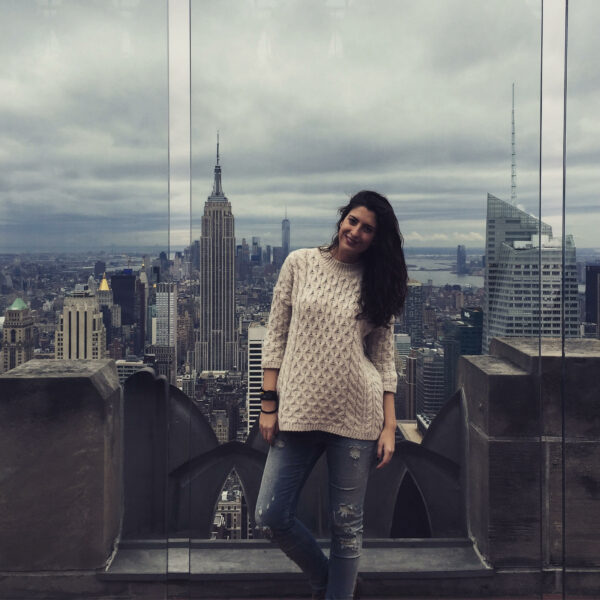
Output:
[{"xmin": 2, "ymin": 1, "xmax": 600, "ymax": 252}]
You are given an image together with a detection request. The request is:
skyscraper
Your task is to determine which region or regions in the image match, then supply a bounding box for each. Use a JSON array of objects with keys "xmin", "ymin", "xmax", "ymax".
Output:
[
  {"xmin": 442, "ymin": 307, "xmax": 483, "ymax": 401},
  {"xmin": 282, "ymin": 212, "xmax": 290, "ymax": 262},
  {"xmin": 196, "ymin": 139, "xmax": 238, "ymax": 371},
  {"xmin": 111, "ymin": 270, "xmax": 145, "ymax": 354},
  {"xmin": 456, "ymin": 245, "xmax": 467, "ymax": 275},
  {"xmin": 400, "ymin": 281, "xmax": 424, "ymax": 346},
  {"xmin": 394, "ymin": 333, "xmax": 411, "ymax": 371},
  {"xmin": 55, "ymin": 287, "xmax": 106, "ymax": 360},
  {"xmin": 111, "ymin": 271, "xmax": 137, "ymax": 325},
  {"xmin": 156, "ymin": 282, "xmax": 177, "ymax": 349},
  {"xmin": 1, "ymin": 298, "xmax": 34, "ymax": 373},
  {"xmin": 483, "ymin": 193, "xmax": 579, "ymax": 352},
  {"xmin": 246, "ymin": 322, "xmax": 266, "ymax": 435},
  {"xmin": 585, "ymin": 264, "xmax": 600, "ymax": 326},
  {"xmin": 152, "ymin": 282, "xmax": 178, "ymax": 384},
  {"xmin": 415, "ymin": 347, "xmax": 445, "ymax": 431},
  {"xmin": 402, "ymin": 353, "xmax": 417, "ymax": 420},
  {"xmin": 97, "ymin": 273, "xmax": 119, "ymax": 345}
]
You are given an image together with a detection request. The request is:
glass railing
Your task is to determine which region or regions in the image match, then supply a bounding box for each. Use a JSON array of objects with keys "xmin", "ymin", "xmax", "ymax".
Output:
[{"xmin": 0, "ymin": 0, "xmax": 171, "ymax": 587}]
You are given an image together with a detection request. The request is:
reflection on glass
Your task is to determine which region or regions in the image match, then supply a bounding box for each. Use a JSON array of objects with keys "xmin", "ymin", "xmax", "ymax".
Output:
[{"xmin": 0, "ymin": 0, "xmax": 170, "ymax": 585}]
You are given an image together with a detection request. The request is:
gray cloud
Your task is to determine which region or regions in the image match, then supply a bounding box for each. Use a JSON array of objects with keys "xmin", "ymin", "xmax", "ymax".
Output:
[{"xmin": 1, "ymin": 0, "xmax": 599, "ymax": 253}]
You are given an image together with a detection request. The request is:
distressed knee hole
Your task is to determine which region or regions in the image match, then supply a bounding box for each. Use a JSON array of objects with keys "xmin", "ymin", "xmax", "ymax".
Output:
[
  {"xmin": 336, "ymin": 503, "xmax": 360, "ymax": 519},
  {"xmin": 275, "ymin": 439, "xmax": 286, "ymax": 448},
  {"xmin": 349, "ymin": 446, "xmax": 361, "ymax": 460},
  {"xmin": 339, "ymin": 535, "xmax": 359, "ymax": 552}
]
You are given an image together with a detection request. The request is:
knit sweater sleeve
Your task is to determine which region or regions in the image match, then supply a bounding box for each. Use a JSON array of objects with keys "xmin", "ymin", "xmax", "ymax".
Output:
[
  {"xmin": 262, "ymin": 253, "xmax": 295, "ymax": 369},
  {"xmin": 365, "ymin": 323, "xmax": 397, "ymax": 393}
]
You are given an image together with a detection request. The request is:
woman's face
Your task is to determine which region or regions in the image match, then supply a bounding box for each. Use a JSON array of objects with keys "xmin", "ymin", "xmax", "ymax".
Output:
[{"xmin": 336, "ymin": 205, "xmax": 377, "ymax": 262}]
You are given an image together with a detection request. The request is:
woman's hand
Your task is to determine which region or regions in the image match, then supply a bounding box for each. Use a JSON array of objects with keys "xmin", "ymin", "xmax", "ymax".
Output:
[
  {"xmin": 259, "ymin": 411, "xmax": 279, "ymax": 445},
  {"xmin": 376, "ymin": 392, "xmax": 396, "ymax": 469},
  {"xmin": 376, "ymin": 424, "xmax": 395, "ymax": 469}
]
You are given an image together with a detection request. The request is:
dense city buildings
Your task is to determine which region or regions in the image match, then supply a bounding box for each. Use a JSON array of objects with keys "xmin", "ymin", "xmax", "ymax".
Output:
[
  {"xmin": 195, "ymin": 141, "xmax": 238, "ymax": 372},
  {"xmin": 0, "ymin": 188, "xmax": 592, "ymax": 443},
  {"xmin": 0, "ymin": 298, "xmax": 34, "ymax": 373},
  {"xmin": 483, "ymin": 193, "xmax": 579, "ymax": 352}
]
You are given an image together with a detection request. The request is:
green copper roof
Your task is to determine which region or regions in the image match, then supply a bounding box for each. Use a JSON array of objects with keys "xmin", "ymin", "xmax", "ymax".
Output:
[{"xmin": 8, "ymin": 298, "xmax": 28, "ymax": 311}]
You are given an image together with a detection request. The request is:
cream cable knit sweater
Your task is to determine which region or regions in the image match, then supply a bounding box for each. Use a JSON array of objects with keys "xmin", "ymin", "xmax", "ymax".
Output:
[{"xmin": 262, "ymin": 247, "xmax": 397, "ymax": 441}]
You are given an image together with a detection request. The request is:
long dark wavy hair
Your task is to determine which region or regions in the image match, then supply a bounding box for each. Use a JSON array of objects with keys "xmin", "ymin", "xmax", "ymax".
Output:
[{"xmin": 324, "ymin": 190, "xmax": 408, "ymax": 328}]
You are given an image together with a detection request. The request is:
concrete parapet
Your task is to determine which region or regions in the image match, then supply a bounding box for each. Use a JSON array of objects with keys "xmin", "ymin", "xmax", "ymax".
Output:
[
  {"xmin": 0, "ymin": 359, "xmax": 122, "ymax": 571},
  {"xmin": 460, "ymin": 338, "xmax": 600, "ymax": 578}
]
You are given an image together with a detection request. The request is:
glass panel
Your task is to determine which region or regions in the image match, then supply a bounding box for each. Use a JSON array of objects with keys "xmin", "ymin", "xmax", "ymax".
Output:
[
  {"xmin": 0, "ymin": 0, "xmax": 169, "ymax": 588},
  {"xmin": 185, "ymin": 0, "xmax": 545, "ymax": 594},
  {"xmin": 564, "ymin": 1, "xmax": 600, "ymax": 599}
]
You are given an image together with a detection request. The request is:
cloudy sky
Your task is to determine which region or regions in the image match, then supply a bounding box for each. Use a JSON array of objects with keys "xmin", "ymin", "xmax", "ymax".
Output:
[{"xmin": 1, "ymin": 0, "xmax": 598, "ymax": 252}]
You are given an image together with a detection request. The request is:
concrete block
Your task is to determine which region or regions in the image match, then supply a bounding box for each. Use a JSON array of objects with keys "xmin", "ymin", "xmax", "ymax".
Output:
[
  {"xmin": 0, "ymin": 359, "xmax": 122, "ymax": 571},
  {"xmin": 491, "ymin": 337, "xmax": 600, "ymax": 438},
  {"xmin": 460, "ymin": 354, "xmax": 536, "ymax": 438}
]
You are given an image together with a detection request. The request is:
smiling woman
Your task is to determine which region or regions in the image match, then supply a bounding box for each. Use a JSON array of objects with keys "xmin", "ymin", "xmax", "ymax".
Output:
[{"xmin": 256, "ymin": 190, "xmax": 408, "ymax": 598}]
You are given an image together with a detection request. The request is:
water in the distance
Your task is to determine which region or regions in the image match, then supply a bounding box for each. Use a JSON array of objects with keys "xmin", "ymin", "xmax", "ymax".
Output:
[{"xmin": 407, "ymin": 256, "xmax": 484, "ymax": 288}]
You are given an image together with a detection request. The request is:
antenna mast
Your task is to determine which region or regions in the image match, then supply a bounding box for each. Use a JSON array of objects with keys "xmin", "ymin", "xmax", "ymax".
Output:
[{"xmin": 511, "ymin": 83, "xmax": 517, "ymax": 205}]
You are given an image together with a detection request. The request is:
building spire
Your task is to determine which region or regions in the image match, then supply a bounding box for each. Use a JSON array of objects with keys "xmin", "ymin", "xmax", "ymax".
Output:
[
  {"xmin": 211, "ymin": 132, "xmax": 224, "ymax": 198},
  {"xmin": 99, "ymin": 273, "xmax": 110, "ymax": 292},
  {"xmin": 511, "ymin": 83, "xmax": 517, "ymax": 206}
]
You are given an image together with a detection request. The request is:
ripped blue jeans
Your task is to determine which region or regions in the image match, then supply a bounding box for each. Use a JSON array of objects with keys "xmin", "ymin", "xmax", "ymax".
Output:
[{"xmin": 255, "ymin": 430, "xmax": 376, "ymax": 600}]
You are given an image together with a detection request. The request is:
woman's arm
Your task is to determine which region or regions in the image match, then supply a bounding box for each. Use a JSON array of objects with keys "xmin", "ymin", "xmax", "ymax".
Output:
[
  {"xmin": 376, "ymin": 391, "xmax": 397, "ymax": 469},
  {"xmin": 259, "ymin": 368, "xmax": 279, "ymax": 445},
  {"xmin": 260, "ymin": 254, "xmax": 297, "ymax": 444}
]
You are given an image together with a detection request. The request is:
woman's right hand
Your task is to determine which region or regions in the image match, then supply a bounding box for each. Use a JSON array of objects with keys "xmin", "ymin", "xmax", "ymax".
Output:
[{"xmin": 259, "ymin": 411, "xmax": 279, "ymax": 445}]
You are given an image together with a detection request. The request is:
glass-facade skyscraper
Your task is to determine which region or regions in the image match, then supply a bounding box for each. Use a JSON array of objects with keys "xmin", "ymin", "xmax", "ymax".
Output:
[
  {"xmin": 282, "ymin": 215, "xmax": 290, "ymax": 263},
  {"xmin": 483, "ymin": 193, "xmax": 578, "ymax": 352}
]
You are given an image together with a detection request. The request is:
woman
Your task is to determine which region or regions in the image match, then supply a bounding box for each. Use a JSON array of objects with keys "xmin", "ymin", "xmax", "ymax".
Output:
[{"xmin": 255, "ymin": 190, "xmax": 408, "ymax": 599}]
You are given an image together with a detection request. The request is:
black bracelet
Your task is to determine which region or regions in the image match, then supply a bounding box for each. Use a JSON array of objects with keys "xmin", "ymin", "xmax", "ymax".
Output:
[
  {"xmin": 260, "ymin": 387, "xmax": 279, "ymax": 403},
  {"xmin": 260, "ymin": 407, "xmax": 278, "ymax": 414}
]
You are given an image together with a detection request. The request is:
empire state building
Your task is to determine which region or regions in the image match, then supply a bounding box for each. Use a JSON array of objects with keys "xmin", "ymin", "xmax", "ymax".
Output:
[{"xmin": 196, "ymin": 139, "xmax": 238, "ymax": 371}]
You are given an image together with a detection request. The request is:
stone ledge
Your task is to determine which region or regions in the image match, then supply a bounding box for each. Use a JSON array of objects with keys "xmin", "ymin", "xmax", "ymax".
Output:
[{"xmin": 102, "ymin": 538, "xmax": 491, "ymax": 581}]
